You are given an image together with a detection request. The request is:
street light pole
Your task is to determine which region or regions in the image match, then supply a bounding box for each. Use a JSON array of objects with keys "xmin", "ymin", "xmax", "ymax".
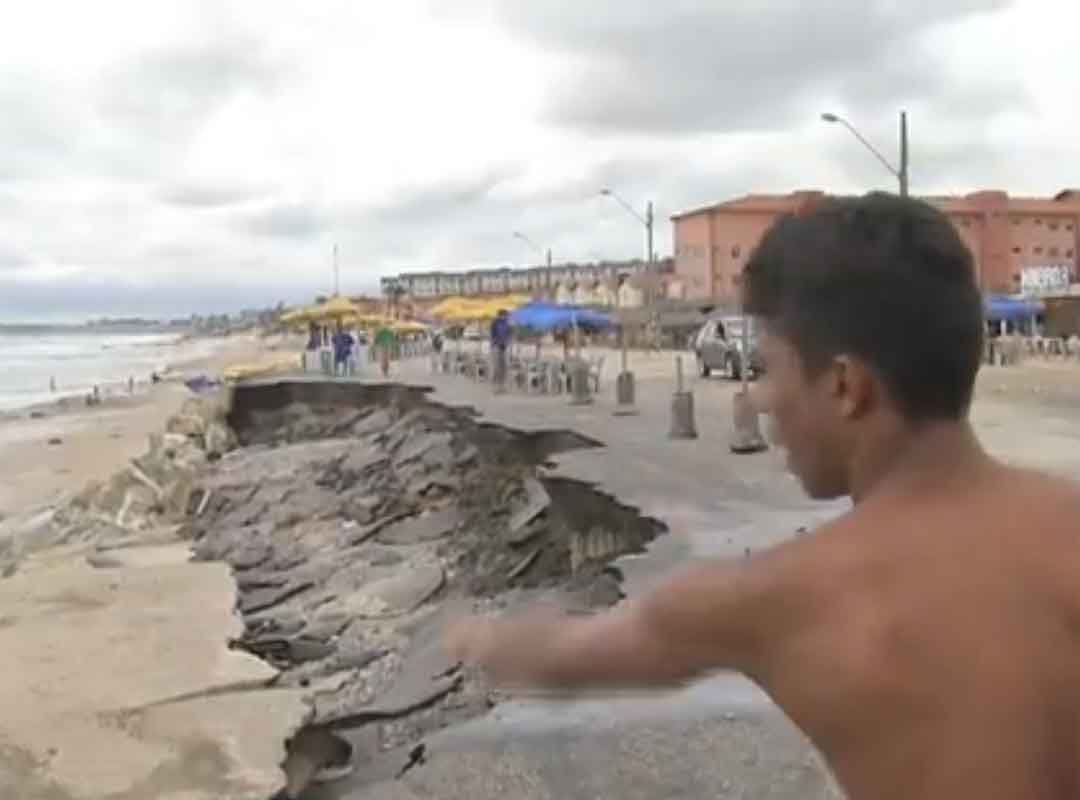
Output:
[
  {"xmin": 898, "ymin": 110, "xmax": 909, "ymax": 198},
  {"xmin": 822, "ymin": 110, "xmax": 909, "ymax": 197},
  {"xmin": 601, "ymin": 189, "xmax": 653, "ymax": 264},
  {"xmin": 600, "ymin": 188, "xmax": 651, "ymax": 416},
  {"xmin": 646, "ymin": 201, "xmax": 654, "ymax": 266},
  {"xmin": 333, "ymin": 243, "xmax": 340, "ymax": 296},
  {"xmin": 513, "ymin": 231, "xmax": 553, "ymax": 296}
]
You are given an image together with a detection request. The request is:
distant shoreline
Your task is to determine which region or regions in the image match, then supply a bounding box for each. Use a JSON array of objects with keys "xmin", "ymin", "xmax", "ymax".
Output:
[
  {"xmin": 0, "ymin": 329, "xmax": 230, "ymax": 418},
  {"xmin": 0, "ymin": 323, "xmax": 193, "ymax": 334}
]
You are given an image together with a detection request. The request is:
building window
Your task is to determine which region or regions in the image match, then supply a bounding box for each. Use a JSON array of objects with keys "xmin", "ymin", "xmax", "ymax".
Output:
[
  {"xmin": 1012, "ymin": 246, "xmax": 1022, "ymax": 254},
  {"xmin": 1034, "ymin": 246, "xmax": 1044, "ymax": 254},
  {"xmin": 1035, "ymin": 218, "xmax": 1043, "ymax": 225},
  {"xmin": 1049, "ymin": 221, "xmax": 1059, "ymax": 231},
  {"xmin": 731, "ymin": 245, "xmax": 741, "ymax": 259},
  {"xmin": 1011, "ymin": 217, "xmax": 1021, "ymax": 226},
  {"xmin": 1012, "ymin": 273, "xmax": 1021, "ymax": 283},
  {"xmin": 1050, "ymin": 247, "xmax": 1060, "ymax": 257},
  {"xmin": 1068, "ymin": 250, "xmax": 1075, "ymax": 258},
  {"xmin": 1068, "ymin": 224, "xmax": 1075, "ymax": 231}
]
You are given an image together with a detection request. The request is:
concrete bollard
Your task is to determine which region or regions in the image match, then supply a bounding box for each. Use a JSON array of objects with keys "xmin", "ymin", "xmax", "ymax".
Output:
[
  {"xmin": 669, "ymin": 356, "xmax": 697, "ymax": 439},
  {"xmin": 568, "ymin": 359, "xmax": 593, "ymax": 406},
  {"xmin": 614, "ymin": 370, "xmax": 637, "ymax": 416},
  {"xmin": 613, "ymin": 338, "xmax": 637, "ymax": 416},
  {"xmin": 729, "ymin": 389, "xmax": 768, "ymax": 454}
]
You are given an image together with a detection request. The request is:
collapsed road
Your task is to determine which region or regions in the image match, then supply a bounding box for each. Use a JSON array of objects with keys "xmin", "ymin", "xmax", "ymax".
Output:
[{"xmin": 189, "ymin": 380, "xmax": 668, "ymax": 798}]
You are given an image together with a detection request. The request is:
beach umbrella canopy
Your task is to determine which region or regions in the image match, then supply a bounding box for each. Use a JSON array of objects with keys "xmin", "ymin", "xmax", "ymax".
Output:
[
  {"xmin": 279, "ymin": 307, "xmax": 309, "ymax": 324},
  {"xmin": 391, "ymin": 319, "xmax": 429, "ymax": 333},
  {"xmin": 431, "ymin": 295, "xmax": 529, "ymax": 322},
  {"xmin": 510, "ymin": 300, "xmax": 612, "ymax": 332},
  {"xmin": 985, "ymin": 294, "xmax": 1043, "ymax": 322},
  {"xmin": 430, "ymin": 297, "xmax": 470, "ymax": 318},
  {"xmin": 345, "ymin": 312, "xmax": 392, "ymax": 327},
  {"xmin": 309, "ymin": 295, "xmax": 361, "ymax": 321},
  {"xmin": 432, "ymin": 298, "xmax": 484, "ymax": 322}
]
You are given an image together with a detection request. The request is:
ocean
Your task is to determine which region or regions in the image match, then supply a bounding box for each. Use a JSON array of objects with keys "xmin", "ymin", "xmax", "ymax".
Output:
[{"xmin": 0, "ymin": 326, "xmax": 215, "ymax": 412}]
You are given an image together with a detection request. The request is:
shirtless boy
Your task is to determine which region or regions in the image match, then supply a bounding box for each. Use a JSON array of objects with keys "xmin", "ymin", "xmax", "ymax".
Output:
[{"xmin": 448, "ymin": 193, "xmax": 1080, "ymax": 799}]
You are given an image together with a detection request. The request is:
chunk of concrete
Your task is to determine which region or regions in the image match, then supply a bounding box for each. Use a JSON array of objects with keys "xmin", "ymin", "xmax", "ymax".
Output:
[
  {"xmin": 506, "ymin": 478, "xmax": 551, "ymax": 542},
  {"xmin": 352, "ymin": 408, "xmax": 393, "ymax": 438},
  {"xmin": 344, "ymin": 564, "xmax": 445, "ymax": 619},
  {"xmin": 167, "ymin": 413, "xmax": 207, "ymax": 439},
  {"xmin": 204, "ymin": 421, "xmax": 238, "ymax": 458},
  {"xmin": 395, "ymin": 432, "xmax": 454, "ymax": 467},
  {"xmin": 0, "ymin": 545, "xmax": 307, "ymax": 799},
  {"xmin": 377, "ymin": 508, "xmax": 461, "ymax": 546},
  {"xmin": 240, "ymin": 580, "xmax": 315, "ymax": 616}
]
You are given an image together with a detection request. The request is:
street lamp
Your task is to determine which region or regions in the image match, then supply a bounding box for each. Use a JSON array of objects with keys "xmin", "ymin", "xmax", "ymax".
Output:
[
  {"xmin": 600, "ymin": 186, "xmax": 648, "ymax": 265},
  {"xmin": 512, "ymin": 231, "xmax": 552, "ymax": 268},
  {"xmin": 821, "ymin": 110, "xmax": 909, "ymax": 197},
  {"xmin": 599, "ymin": 188, "xmax": 654, "ymax": 416}
]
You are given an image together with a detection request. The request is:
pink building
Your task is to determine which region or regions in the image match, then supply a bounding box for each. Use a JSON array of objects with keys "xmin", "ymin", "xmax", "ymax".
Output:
[{"xmin": 673, "ymin": 189, "xmax": 1080, "ymax": 302}]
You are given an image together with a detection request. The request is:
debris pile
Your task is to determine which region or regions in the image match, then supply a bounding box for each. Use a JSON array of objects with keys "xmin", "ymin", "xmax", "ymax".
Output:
[
  {"xmin": 0, "ymin": 390, "xmax": 237, "ymax": 572},
  {"xmin": 191, "ymin": 386, "xmax": 666, "ymax": 797},
  {"xmin": 0, "ymin": 380, "xmax": 667, "ymax": 799}
]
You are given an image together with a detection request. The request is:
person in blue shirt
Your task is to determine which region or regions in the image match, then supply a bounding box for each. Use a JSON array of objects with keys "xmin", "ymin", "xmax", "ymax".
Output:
[
  {"xmin": 489, "ymin": 309, "xmax": 511, "ymax": 394},
  {"xmin": 331, "ymin": 325, "xmax": 355, "ymax": 376}
]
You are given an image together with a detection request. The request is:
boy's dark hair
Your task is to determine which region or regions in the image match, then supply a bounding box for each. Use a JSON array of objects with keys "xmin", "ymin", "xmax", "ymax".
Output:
[{"xmin": 743, "ymin": 192, "xmax": 983, "ymax": 421}]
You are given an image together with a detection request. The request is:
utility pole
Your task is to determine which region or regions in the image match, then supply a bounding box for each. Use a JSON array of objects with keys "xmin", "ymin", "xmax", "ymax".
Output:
[
  {"xmin": 822, "ymin": 110, "xmax": 910, "ymax": 197},
  {"xmin": 899, "ymin": 111, "xmax": 909, "ymax": 198},
  {"xmin": 333, "ymin": 243, "xmax": 340, "ymax": 296},
  {"xmin": 646, "ymin": 201, "xmax": 655, "ymax": 267},
  {"xmin": 600, "ymin": 188, "xmax": 652, "ymax": 416}
]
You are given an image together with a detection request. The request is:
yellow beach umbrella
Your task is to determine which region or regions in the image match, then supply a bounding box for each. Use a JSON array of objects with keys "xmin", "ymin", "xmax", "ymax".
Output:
[
  {"xmin": 352, "ymin": 312, "xmax": 392, "ymax": 327},
  {"xmin": 308, "ymin": 295, "xmax": 360, "ymax": 322},
  {"xmin": 279, "ymin": 307, "xmax": 309, "ymax": 325},
  {"xmin": 391, "ymin": 319, "xmax": 428, "ymax": 334},
  {"xmin": 430, "ymin": 296, "xmax": 469, "ymax": 318}
]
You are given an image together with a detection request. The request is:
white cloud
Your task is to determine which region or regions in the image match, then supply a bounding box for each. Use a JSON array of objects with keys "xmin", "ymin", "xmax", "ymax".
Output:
[{"xmin": 0, "ymin": 0, "xmax": 1076, "ymax": 320}]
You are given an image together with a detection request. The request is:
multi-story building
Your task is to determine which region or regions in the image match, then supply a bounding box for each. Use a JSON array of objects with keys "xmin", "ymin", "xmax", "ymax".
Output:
[
  {"xmin": 380, "ymin": 259, "xmax": 668, "ymax": 303},
  {"xmin": 672, "ymin": 189, "xmax": 1080, "ymax": 302}
]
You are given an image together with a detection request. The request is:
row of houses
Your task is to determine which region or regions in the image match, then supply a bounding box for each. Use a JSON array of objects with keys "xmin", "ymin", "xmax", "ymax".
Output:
[{"xmin": 379, "ymin": 258, "xmax": 673, "ymax": 300}]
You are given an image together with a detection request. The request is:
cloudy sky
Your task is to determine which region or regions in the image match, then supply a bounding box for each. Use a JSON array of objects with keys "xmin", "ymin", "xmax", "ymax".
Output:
[{"xmin": 1, "ymin": 0, "xmax": 1076, "ymax": 320}]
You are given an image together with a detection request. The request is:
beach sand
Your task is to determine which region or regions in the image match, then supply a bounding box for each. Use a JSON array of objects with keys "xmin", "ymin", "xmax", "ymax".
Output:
[
  {"xmin": 0, "ymin": 332, "xmax": 285, "ymax": 518},
  {"xmin": 0, "ymin": 329, "xmax": 312, "ymax": 800}
]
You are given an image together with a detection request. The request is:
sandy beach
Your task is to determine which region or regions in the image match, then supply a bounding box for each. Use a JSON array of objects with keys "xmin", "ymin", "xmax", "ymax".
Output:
[
  {"xmin": 0, "ymin": 332, "xmax": 290, "ymax": 518},
  {"xmin": 0, "ymin": 328, "xmax": 316, "ymax": 800}
]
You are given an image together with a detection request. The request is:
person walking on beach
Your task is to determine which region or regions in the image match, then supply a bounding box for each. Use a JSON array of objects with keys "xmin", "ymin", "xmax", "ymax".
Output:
[
  {"xmin": 448, "ymin": 193, "xmax": 1080, "ymax": 800},
  {"xmin": 374, "ymin": 323, "xmax": 395, "ymax": 378},
  {"xmin": 489, "ymin": 309, "xmax": 511, "ymax": 394}
]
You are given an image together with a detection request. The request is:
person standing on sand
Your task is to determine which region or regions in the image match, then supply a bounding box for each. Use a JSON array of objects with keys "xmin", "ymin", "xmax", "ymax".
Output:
[
  {"xmin": 489, "ymin": 309, "xmax": 511, "ymax": 394},
  {"xmin": 448, "ymin": 193, "xmax": 1080, "ymax": 800}
]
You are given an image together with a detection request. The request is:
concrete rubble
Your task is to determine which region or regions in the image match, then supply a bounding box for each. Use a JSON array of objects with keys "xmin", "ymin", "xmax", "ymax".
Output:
[
  {"xmin": 186, "ymin": 382, "xmax": 667, "ymax": 797},
  {"xmin": 0, "ymin": 374, "xmax": 845, "ymax": 799}
]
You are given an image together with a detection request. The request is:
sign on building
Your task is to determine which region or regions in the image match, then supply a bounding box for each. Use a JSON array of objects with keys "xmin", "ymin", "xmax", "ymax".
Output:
[{"xmin": 1021, "ymin": 265, "xmax": 1071, "ymax": 297}]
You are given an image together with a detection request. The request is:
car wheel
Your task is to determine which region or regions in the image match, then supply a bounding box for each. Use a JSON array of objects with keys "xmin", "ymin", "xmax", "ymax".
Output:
[
  {"xmin": 697, "ymin": 356, "xmax": 711, "ymax": 378},
  {"xmin": 726, "ymin": 354, "xmax": 742, "ymax": 381}
]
